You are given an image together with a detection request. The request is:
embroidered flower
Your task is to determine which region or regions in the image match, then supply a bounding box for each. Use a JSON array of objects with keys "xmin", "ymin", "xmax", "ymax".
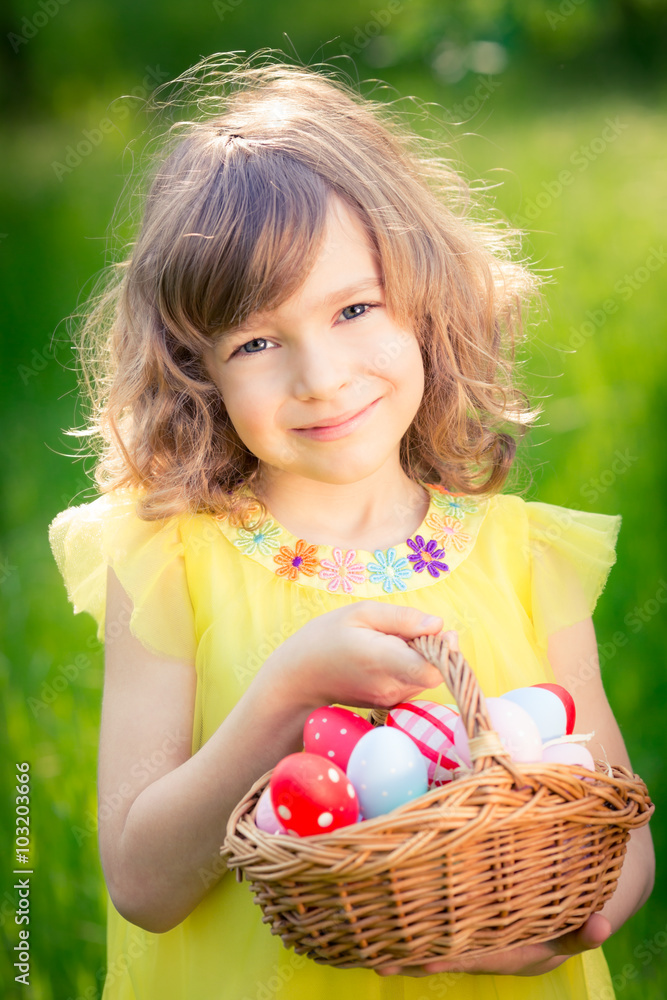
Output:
[
  {"xmin": 274, "ymin": 539, "xmax": 320, "ymax": 582},
  {"xmin": 233, "ymin": 518, "xmax": 282, "ymax": 556},
  {"xmin": 367, "ymin": 548, "xmax": 413, "ymax": 593},
  {"xmin": 424, "ymin": 512, "xmax": 471, "ymax": 553},
  {"xmin": 216, "ymin": 482, "xmax": 486, "ymax": 595},
  {"xmin": 319, "ymin": 548, "xmax": 367, "ymax": 594},
  {"xmin": 406, "ymin": 534, "xmax": 449, "ymax": 578},
  {"xmin": 430, "ymin": 489, "xmax": 478, "ymax": 517}
]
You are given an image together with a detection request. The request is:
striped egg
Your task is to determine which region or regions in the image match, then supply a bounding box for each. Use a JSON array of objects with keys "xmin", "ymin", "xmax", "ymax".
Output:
[{"xmin": 387, "ymin": 700, "xmax": 461, "ymax": 786}]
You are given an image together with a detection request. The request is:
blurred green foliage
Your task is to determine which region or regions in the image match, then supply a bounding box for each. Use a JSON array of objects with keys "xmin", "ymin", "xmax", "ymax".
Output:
[{"xmin": 1, "ymin": 2, "xmax": 666, "ymax": 998}]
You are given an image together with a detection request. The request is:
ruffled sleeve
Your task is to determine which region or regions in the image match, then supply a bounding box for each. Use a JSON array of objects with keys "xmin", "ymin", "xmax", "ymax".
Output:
[
  {"xmin": 48, "ymin": 489, "xmax": 197, "ymax": 662},
  {"xmin": 526, "ymin": 500, "xmax": 622, "ymax": 653}
]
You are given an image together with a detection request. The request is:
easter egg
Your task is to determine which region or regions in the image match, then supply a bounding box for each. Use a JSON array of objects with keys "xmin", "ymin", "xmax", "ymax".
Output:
[
  {"xmin": 346, "ymin": 727, "xmax": 429, "ymax": 819},
  {"xmin": 453, "ymin": 698, "xmax": 543, "ymax": 766},
  {"xmin": 303, "ymin": 706, "xmax": 373, "ymax": 770},
  {"xmin": 541, "ymin": 742, "xmax": 595, "ymax": 773},
  {"xmin": 501, "ymin": 686, "xmax": 566, "ymax": 743},
  {"xmin": 270, "ymin": 753, "xmax": 359, "ymax": 837},
  {"xmin": 387, "ymin": 700, "xmax": 460, "ymax": 786},
  {"xmin": 254, "ymin": 785, "xmax": 289, "ymax": 835},
  {"xmin": 534, "ymin": 683, "xmax": 576, "ymax": 734}
]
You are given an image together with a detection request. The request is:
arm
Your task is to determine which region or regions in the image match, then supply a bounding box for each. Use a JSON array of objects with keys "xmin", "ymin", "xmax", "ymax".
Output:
[
  {"xmin": 545, "ymin": 616, "xmax": 655, "ymax": 930},
  {"xmin": 377, "ymin": 616, "xmax": 655, "ymax": 978},
  {"xmin": 98, "ymin": 566, "xmax": 315, "ymax": 934},
  {"xmin": 100, "ymin": 590, "xmax": 453, "ymax": 935}
]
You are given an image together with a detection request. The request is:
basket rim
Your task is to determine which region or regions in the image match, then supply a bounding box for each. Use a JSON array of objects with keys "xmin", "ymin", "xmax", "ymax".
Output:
[{"xmin": 223, "ymin": 757, "xmax": 653, "ymax": 852}]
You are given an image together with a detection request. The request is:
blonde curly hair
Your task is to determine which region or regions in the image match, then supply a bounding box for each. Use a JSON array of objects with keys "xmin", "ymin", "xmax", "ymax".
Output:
[{"xmin": 67, "ymin": 49, "xmax": 544, "ymax": 526}]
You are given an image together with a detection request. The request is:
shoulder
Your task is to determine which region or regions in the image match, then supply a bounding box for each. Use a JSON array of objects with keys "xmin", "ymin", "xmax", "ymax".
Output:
[
  {"xmin": 479, "ymin": 493, "xmax": 622, "ymax": 548},
  {"xmin": 48, "ymin": 488, "xmax": 198, "ymax": 661},
  {"xmin": 49, "ymin": 488, "xmax": 189, "ymax": 552}
]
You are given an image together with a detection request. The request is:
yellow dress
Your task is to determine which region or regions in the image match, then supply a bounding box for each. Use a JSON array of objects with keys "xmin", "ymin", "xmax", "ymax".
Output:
[{"xmin": 48, "ymin": 481, "xmax": 623, "ymax": 1000}]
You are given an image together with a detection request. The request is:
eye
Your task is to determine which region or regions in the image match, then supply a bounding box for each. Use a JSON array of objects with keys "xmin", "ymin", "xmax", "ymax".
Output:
[
  {"xmin": 339, "ymin": 302, "xmax": 378, "ymax": 322},
  {"xmin": 229, "ymin": 303, "xmax": 380, "ymax": 360},
  {"xmin": 230, "ymin": 336, "xmax": 277, "ymax": 359}
]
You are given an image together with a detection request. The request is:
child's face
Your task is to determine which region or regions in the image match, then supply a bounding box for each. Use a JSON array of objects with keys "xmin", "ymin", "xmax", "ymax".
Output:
[{"xmin": 205, "ymin": 194, "xmax": 425, "ymax": 489}]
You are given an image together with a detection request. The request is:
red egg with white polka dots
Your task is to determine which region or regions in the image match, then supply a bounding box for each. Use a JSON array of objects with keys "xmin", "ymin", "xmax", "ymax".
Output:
[
  {"xmin": 303, "ymin": 706, "xmax": 374, "ymax": 771},
  {"xmin": 269, "ymin": 753, "xmax": 360, "ymax": 837}
]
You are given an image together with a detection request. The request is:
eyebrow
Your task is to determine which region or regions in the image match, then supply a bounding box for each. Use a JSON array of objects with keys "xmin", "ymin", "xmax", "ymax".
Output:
[
  {"xmin": 219, "ymin": 277, "xmax": 383, "ymax": 340},
  {"xmin": 320, "ymin": 276, "xmax": 383, "ymax": 308}
]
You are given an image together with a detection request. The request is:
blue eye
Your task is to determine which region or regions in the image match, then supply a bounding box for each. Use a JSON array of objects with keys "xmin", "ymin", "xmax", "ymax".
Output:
[
  {"xmin": 234, "ymin": 338, "xmax": 271, "ymax": 357},
  {"xmin": 230, "ymin": 303, "xmax": 379, "ymax": 359},
  {"xmin": 341, "ymin": 303, "xmax": 373, "ymax": 321}
]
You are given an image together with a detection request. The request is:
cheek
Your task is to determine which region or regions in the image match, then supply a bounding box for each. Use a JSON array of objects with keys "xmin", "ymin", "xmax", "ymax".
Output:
[{"xmin": 391, "ymin": 334, "xmax": 424, "ymax": 392}]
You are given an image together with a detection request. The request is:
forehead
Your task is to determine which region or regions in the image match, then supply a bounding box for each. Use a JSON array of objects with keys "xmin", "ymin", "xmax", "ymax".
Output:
[
  {"xmin": 225, "ymin": 199, "xmax": 382, "ymax": 333},
  {"xmin": 224, "ymin": 276, "xmax": 384, "ymax": 339}
]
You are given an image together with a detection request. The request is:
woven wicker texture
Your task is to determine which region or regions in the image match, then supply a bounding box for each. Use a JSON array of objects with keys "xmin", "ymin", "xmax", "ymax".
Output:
[{"xmin": 221, "ymin": 633, "xmax": 654, "ymax": 970}]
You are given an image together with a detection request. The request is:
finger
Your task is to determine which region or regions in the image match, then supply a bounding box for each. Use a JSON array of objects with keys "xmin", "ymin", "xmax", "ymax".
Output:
[
  {"xmin": 549, "ymin": 914, "xmax": 612, "ymax": 957},
  {"xmin": 360, "ymin": 603, "xmax": 443, "ymax": 640},
  {"xmin": 375, "ymin": 964, "xmax": 402, "ymax": 976},
  {"xmin": 441, "ymin": 629, "xmax": 459, "ymax": 651}
]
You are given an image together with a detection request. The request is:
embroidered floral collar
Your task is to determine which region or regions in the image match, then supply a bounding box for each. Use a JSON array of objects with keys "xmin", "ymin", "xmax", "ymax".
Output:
[{"xmin": 214, "ymin": 482, "xmax": 490, "ymax": 597}]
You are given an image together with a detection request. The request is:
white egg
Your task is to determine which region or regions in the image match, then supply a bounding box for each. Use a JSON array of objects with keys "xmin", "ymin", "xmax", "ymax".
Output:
[{"xmin": 346, "ymin": 727, "xmax": 429, "ymax": 819}]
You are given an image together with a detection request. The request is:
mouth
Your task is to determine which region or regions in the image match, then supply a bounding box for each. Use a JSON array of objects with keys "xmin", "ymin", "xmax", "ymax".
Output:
[
  {"xmin": 291, "ymin": 398, "xmax": 381, "ymax": 440},
  {"xmin": 294, "ymin": 400, "xmax": 381, "ymax": 431}
]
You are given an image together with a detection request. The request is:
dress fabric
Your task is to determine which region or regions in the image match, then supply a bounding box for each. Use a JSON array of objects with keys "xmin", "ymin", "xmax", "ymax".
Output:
[{"xmin": 48, "ymin": 481, "xmax": 622, "ymax": 1000}]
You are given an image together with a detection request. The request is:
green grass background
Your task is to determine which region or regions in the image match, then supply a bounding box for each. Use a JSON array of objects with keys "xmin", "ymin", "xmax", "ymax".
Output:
[{"xmin": 1, "ymin": 2, "xmax": 666, "ymax": 997}]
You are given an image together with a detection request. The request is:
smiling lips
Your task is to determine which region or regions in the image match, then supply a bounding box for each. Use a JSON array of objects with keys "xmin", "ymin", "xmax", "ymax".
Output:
[
  {"xmin": 292, "ymin": 399, "xmax": 381, "ymax": 440},
  {"xmin": 295, "ymin": 400, "xmax": 378, "ymax": 430}
]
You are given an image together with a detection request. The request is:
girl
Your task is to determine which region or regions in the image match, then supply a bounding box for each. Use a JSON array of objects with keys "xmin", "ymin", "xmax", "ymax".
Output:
[{"xmin": 48, "ymin": 51, "xmax": 654, "ymax": 999}]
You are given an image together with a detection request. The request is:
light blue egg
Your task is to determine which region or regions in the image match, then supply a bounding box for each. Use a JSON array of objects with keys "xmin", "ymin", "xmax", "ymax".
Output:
[
  {"xmin": 346, "ymin": 727, "xmax": 429, "ymax": 819},
  {"xmin": 501, "ymin": 687, "xmax": 566, "ymax": 742}
]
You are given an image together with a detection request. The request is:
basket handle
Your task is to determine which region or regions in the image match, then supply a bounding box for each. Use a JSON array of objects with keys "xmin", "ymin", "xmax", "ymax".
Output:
[{"xmin": 371, "ymin": 632, "xmax": 524, "ymax": 784}]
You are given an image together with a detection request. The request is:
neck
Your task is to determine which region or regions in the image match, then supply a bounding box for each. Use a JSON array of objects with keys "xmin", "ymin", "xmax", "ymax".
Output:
[{"xmin": 251, "ymin": 468, "xmax": 430, "ymax": 551}]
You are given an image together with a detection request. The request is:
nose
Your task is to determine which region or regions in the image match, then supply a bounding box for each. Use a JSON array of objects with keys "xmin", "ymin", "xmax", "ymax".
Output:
[{"xmin": 290, "ymin": 335, "xmax": 355, "ymax": 401}]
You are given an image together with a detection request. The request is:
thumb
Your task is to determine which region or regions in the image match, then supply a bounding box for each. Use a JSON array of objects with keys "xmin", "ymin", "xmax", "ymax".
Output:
[{"xmin": 356, "ymin": 602, "xmax": 444, "ymax": 639}]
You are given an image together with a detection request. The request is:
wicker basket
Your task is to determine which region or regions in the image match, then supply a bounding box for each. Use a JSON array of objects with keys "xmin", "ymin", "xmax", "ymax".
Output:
[{"xmin": 221, "ymin": 633, "xmax": 654, "ymax": 970}]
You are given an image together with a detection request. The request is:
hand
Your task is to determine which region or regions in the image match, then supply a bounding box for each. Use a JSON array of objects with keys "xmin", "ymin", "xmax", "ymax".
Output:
[
  {"xmin": 269, "ymin": 601, "xmax": 459, "ymax": 712},
  {"xmin": 374, "ymin": 913, "xmax": 612, "ymax": 977}
]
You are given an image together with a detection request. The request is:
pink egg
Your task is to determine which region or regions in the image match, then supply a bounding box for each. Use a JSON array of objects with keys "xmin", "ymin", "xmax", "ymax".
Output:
[
  {"xmin": 387, "ymin": 700, "xmax": 460, "ymax": 785},
  {"xmin": 254, "ymin": 785, "xmax": 289, "ymax": 835},
  {"xmin": 303, "ymin": 706, "xmax": 373, "ymax": 771},
  {"xmin": 453, "ymin": 699, "xmax": 543, "ymax": 765},
  {"xmin": 452, "ymin": 716, "xmax": 472, "ymax": 767},
  {"xmin": 541, "ymin": 742, "xmax": 596, "ymax": 772},
  {"xmin": 270, "ymin": 753, "xmax": 360, "ymax": 837}
]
